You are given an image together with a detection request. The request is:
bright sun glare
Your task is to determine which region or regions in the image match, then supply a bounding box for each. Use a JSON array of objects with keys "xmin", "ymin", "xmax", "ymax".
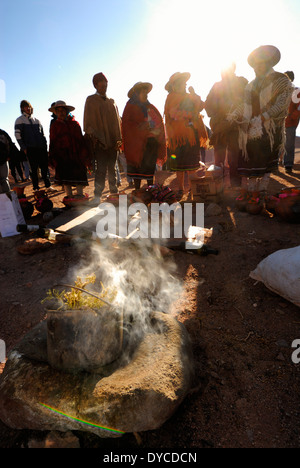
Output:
[{"xmin": 117, "ymin": 0, "xmax": 289, "ymax": 116}]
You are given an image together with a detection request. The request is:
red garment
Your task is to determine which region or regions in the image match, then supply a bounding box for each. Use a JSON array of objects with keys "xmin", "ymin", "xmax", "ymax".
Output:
[
  {"xmin": 122, "ymin": 101, "xmax": 167, "ymax": 168},
  {"xmin": 164, "ymin": 91, "xmax": 208, "ymax": 152},
  {"xmin": 49, "ymin": 116, "xmax": 90, "ymax": 185},
  {"xmin": 286, "ymin": 91, "xmax": 300, "ymax": 128}
]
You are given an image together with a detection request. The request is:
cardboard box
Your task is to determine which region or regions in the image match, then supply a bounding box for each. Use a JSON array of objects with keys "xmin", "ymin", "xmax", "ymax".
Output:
[
  {"xmin": 0, "ymin": 191, "xmax": 25, "ymax": 237},
  {"xmin": 190, "ymin": 175, "xmax": 224, "ymax": 203}
]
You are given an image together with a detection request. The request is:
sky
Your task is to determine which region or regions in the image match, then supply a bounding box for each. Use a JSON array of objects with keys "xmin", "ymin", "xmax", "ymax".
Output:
[{"xmin": 1, "ymin": 0, "xmax": 300, "ymax": 145}]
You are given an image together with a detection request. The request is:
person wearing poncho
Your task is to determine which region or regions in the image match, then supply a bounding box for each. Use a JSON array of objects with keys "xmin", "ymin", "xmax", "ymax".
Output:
[
  {"xmin": 227, "ymin": 45, "xmax": 293, "ymax": 204},
  {"xmin": 122, "ymin": 82, "xmax": 167, "ymax": 190},
  {"xmin": 84, "ymin": 73, "xmax": 122, "ymax": 200},
  {"xmin": 164, "ymin": 72, "xmax": 208, "ymax": 199},
  {"xmin": 49, "ymin": 101, "xmax": 89, "ymax": 199},
  {"xmin": 205, "ymin": 63, "xmax": 248, "ymax": 188}
]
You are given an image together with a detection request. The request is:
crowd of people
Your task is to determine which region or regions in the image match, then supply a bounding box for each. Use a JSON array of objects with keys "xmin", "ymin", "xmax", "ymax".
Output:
[{"xmin": 0, "ymin": 45, "xmax": 299, "ymax": 208}]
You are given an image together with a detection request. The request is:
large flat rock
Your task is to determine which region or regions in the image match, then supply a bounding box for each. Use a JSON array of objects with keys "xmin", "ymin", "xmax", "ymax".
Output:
[{"xmin": 0, "ymin": 311, "xmax": 194, "ymax": 438}]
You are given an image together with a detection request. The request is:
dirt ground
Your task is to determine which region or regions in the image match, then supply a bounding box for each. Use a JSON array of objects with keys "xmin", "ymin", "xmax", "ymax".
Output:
[{"xmin": 0, "ymin": 154, "xmax": 300, "ymax": 449}]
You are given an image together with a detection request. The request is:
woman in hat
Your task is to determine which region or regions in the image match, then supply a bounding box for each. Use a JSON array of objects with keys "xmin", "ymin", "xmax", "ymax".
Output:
[
  {"xmin": 49, "ymin": 101, "xmax": 89, "ymax": 199},
  {"xmin": 122, "ymin": 82, "xmax": 167, "ymax": 190},
  {"xmin": 228, "ymin": 46, "xmax": 293, "ymax": 211},
  {"xmin": 164, "ymin": 72, "xmax": 208, "ymax": 199}
]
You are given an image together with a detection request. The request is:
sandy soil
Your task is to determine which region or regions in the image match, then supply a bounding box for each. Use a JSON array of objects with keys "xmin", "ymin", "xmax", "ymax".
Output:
[{"xmin": 0, "ymin": 155, "xmax": 300, "ymax": 449}]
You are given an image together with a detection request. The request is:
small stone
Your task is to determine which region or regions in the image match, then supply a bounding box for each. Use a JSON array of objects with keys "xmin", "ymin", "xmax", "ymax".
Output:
[
  {"xmin": 276, "ymin": 352, "xmax": 285, "ymax": 362},
  {"xmin": 205, "ymin": 203, "xmax": 222, "ymax": 217}
]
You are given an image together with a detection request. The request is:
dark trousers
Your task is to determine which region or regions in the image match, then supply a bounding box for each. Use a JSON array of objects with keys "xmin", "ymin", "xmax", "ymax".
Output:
[
  {"xmin": 94, "ymin": 147, "xmax": 118, "ymax": 196},
  {"xmin": 26, "ymin": 147, "xmax": 50, "ymax": 190},
  {"xmin": 214, "ymin": 131, "xmax": 241, "ymax": 187},
  {"xmin": 9, "ymin": 160, "xmax": 25, "ymax": 182}
]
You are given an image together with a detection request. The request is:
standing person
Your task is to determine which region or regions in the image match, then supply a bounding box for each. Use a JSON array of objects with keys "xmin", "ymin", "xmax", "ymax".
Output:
[
  {"xmin": 14, "ymin": 100, "xmax": 53, "ymax": 191},
  {"xmin": 83, "ymin": 72, "xmax": 122, "ymax": 202},
  {"xmin": 205, "ymin": 63, "xmax": 248, "ymax": 188},
  {"xmin": 122, "ymin": 81, "xmax": 167, "ymax": 190},
  {"xmin": 164, "ymin": 72, "xmax": 208, "ymax": 200},
  {"xmin": 48, "ymin": 101, "xmax": 89, "ymax": 200},
  {"xmin": 283, "ymin": 71, "xmax": 300, "ymax": 174},
  {"xmin": 0, "ymin": 129, "xmax": 12, "ymax": 193},
  {"xmin": 228, "ymin": 45, "xmax": 293, "ymax": 208},
  {"xmin": 8, "ymin": 142, "xmax": 25, "ymax": 183}
]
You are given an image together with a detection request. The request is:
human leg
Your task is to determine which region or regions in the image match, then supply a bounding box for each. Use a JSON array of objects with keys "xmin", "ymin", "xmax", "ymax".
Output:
[
  {"xmin": 26, "ymin": 149, "xmax": 39, "ymax": 190},
  {"xmin": 65, "ymin": 184, "xmax": 73, "ymax": 197},
  {"xmin": 94, "ymin": 147, "xmax": 108, "ymax": 197},
  {"xmin": 76, "ymin": 185, "xmax": 84, "ymax": 196},
  {"xmin": 0, "ymin": 162, "xmax": 11, "ymax": 193},
  {"xmin": 176, "ymin": 171, "xmax": 185, "ymax": 191},
  {"xmin": 134, "ymin": 179, "xmax": 141, "ymax": 190},
  {"xmin": 227, "ymin": 133, "xmax": 241, "ymax": 188},
  {"xmin": 39, "ymin": 148, "xmax": 51, "ymax": 188},
  {"xmin": 107, "ymin": 149, "xmax": 118, "ymax": 194},
  {"xmin": 213, "ymin": 145, "xmax": 226, "ymax": 168},
  {"xmin": 22, "ymin": 159, "xmax": 31, "ymax": 180},
  {"xmin": 284, "ymin": 126, "xmax": 296, "ymax": 170}
]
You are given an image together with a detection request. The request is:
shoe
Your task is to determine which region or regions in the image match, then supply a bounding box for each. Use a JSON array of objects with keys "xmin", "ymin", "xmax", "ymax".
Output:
[
  {"xmin": 46, "ymin": 186, "xmax": 57, "ymax": 192},
  {"xmin": 285, "ymin": 167, "xmax": 293, "ymax": 174}
]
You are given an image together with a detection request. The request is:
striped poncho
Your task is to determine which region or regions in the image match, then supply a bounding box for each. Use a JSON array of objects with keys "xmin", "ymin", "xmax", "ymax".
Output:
[{"xmin": 227, "ymin": 69, "xmax": 293, "ymax": 163}]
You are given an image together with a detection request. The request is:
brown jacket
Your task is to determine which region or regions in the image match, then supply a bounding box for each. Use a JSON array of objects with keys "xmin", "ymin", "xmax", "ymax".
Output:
[{"xmin": 83, "ymin": 93, "xmax": 122, "ymax": 150}]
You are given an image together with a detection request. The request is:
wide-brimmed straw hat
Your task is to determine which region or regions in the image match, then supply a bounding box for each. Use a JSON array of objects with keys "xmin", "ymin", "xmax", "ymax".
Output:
[
  {"xmin": 248, "ymin": 45, "xmax": 281, "ymax": 69},
  {"xmin": 48, "ymin": 100, "xmax": 75, "ymax": 113},
  {"xmin": 128, "ymin": 82, "xmax": 153, "ymax": 98},
  {"xmin": 165, "ymin": 72, "xmax": 191, "ymax": 92}
]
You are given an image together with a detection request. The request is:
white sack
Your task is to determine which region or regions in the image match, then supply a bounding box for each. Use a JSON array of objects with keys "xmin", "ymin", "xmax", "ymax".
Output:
[{"xmin": 250, "ymin": 246, "xmax": 300, "ymax": 307}]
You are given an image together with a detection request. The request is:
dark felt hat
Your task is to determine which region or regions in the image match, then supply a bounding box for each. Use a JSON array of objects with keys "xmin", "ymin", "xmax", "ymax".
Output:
[{"xmin": 248, "ymin": 45, "xmax": 281, "ymax": 68}]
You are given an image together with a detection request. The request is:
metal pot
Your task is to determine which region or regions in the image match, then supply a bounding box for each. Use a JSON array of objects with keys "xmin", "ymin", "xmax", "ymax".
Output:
[{"xmin": 47, "ymin": 305, "xmax": 123, "ymax": 373}]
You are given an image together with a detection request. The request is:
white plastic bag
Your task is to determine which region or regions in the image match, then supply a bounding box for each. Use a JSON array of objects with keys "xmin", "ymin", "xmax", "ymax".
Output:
[{"xmin": 250, "ymin": 246, "xmax": 300, "ymax": 307}]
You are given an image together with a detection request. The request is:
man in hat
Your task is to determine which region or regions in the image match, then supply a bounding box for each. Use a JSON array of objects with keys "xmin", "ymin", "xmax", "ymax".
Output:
[
  {"xmin": 283, "ymin": 71, "xmax": 300, "ymax": 174},
  {"xmin": 83, "ymin": 73, "xmax": 122, "ymax": 201},
  {"xmin": 205, "ymin": 63, "xmax": 248, "ymax": 188},
  {"xmin": 228, "ymin": 45, "xmax": 293, "ymax": 207},
  {"xmin": 14, "ymin": 100, "xmax": 53, "ymax": 191}
]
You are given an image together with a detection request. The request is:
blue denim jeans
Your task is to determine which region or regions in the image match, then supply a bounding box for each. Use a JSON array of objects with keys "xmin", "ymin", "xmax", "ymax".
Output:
[
  {"xmin": 0, "ymin": 161, "xmax": 11, "ymax": 193},
  {"xmin": 284, "ymin": 126, "xmax": 296, "ymax": 169}
]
